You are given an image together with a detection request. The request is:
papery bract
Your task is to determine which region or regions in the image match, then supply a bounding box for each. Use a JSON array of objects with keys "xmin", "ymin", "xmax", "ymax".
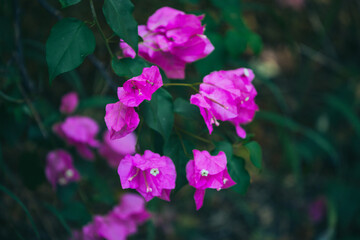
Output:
[
  {"xmin": 104, "ymin": 101, "xmax": 140, "ymax": 140},
  {"xmin": 45, "ymin": 149, "xmax": 80, "ymax": 189},
  {"xmin": 117, "ymin": 66, "xmax": 163, "ymax": 107},
  {"xmin": 53, "ymin": 116, "xmax": 99, "ymax": 160},
  {"xmin": 98, "ymin": 131, "xmax": 137, "ymax": 168},
  {"xmin": 119, "ymin": 39, "xmax": 136, "ymax": 59},
  {"xmin": 60, "ymin": 91, "xmax": 78, "ymax": 114},
  {"xmin": 118, "ymin": 150, "xmax": 176, "ymax": 201},
  {"xmin": 190, "ymin": 68, "xmax": 258, "ymax": 138},
  {"xmin": 71, "ymin": 193, "xmax": 150, "ymax": 240},
  {"xmin": 138, "ymin": 7, "xmax": 214, "ymax": 79},
  {"xmin": 186, "ymin": 150, "xmax": 236, "ymax": 210}
]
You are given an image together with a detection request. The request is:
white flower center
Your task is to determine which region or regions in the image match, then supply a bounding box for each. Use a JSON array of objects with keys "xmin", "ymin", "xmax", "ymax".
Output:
[
  {"xmin": 200, "ymin": 169, "xmax": 209, "ymax": 177},
  {"xmin": 65, "ymin": 169, "xmax": 74, "ymax": 178},
  {"xmin": 223, "ymin": 178, "xmax": 228, "ymax": 184},
  {"xmin": 243, "ymin": 68, "xmax": 249, "ymax": 77},
  {"xmin": 58, "ymin": 177, "xmax": 67, "ymax": 185},
  {"xmin": 150, "ymin": 168, "xmax": 159, "ymax": 176},
  {"xmin": 245, "ymin": 96, "xmax": 250, "ymax": 102}
]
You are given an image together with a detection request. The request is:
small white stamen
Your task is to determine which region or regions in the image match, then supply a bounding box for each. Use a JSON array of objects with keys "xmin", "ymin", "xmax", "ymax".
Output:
[
  {"xmin": 217, "ymin": 188, "xmax": 221, "ymax": 191},
  {"xmin": 223, "ymin": 178, "xmax": 228, "ymax": 184},
  {"xmin": 138, "ymin": 89, "xmax": 142, "ymax": 95},
  {"xmin": 146, "ymin": 80, "xmax": 154, "ymax": 86},
  {"xmin": 243, "ymin": 68, "xmax": 249, "ymax": 77},
  {"xmin": 241, "ymin": 101, "xmax": 244, "ymax": 104},
  {"xmin": 128, "ymin": 168, "xmax": 140, "ymax": 181},
  {"xmin": 150, "ymin": 168, "xmax": 159, "ymax": 177},
  {"xmin": 65, "ymin": 169, "xmax": 74, "ymax": 178},
  {"xmin": 200, "ymin": 169, "xmax": 209, "ymax": 177},
  {"xmin": 58, "ymin": 177, "xmax": 67, "ymax": 185},
  {"xmin": 146, "ymin": 187, "xmax": 153, "ymax": 193},
  {"xmin": 213, "ymin": 117, "xmax": 220, "ymax": 127},
  {"xmin": 245, "ymin": 96, "xmax": 250, "ymax": 102}
]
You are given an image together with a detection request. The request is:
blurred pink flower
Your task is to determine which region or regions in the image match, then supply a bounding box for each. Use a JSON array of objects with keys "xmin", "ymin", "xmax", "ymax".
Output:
[
  {"xmin": 45, "ymin": 149, "xmax": 80, "ymax": 189},
  {"xmin": 72, "ymin": 193, "xmax": 150, "ymax": 240},
  {"xmin": 53, "ymin": 116, "xmax": 100, "ymax": 160},
  {"xmin": 104, "ymin": 101, "xmax": 140, "ymax": 140},
  {"xmin": 117, "ymin": 66, "xmax": 163, "ymax": 107},
  {"xmin": 190, "ymin": 68, "xmax": 258, "ymax": 138},
  {"xmin": 186, "ymin": 150, "xmax": 236, "ymax": 210},
  {"xmin": 308, "ymin": 197, "xmax": 327, "ymax": 223},
  {"xmin": 138, "ymin": 7, "xmax": 214, "ymax": 79},
  {"xmin": 60, "ymin": 92, "xmax": 78, "ymax": 114},
  {"xmin": 119, "ymin": 39, "xmax": 136, "ymax": 59},
  {"xmin": 98, "ymin": 131, "xmax": 137, "ymax": 168},
  {"xmin": 118, "ymin": 150, "xmax": 176, "ymax": 202}
]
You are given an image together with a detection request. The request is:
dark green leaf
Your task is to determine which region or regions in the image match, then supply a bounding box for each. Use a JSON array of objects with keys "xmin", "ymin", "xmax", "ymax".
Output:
[
  {"xmin": 46, "ymin": 18, "xmax": 95, "ymax": 82},
  {"xmin": 61, "ymin": 201, "xmax": 91, "ymax": 225},
  {"xmin": 59, "ymin": 0, "xmax": 81, "ymax": 8},
  {"xmin": 164, "ymin": 134, "xmax": 193, "ymax": 192},
  {"xmin": 225, "ymin": 29, "xmax": 248, "ymax": 56},
  {"xmin": 245, "ymin": 141, "xmax": 262, "ymax": 169},
  {"xmin": 103, "ymin": 0, "xmax": 138, "ymax": 52},
  {"xmin": 174, "ymin": 97, "xmax": 199, "ymax": 116},
  {"xmin": 111, "ymin": 57, "xmax": 149, "ymax": 78},
  {"xmin": 213, "ymin": 141, "xmax": 233, "ymax": 159},
  {"xmin": 248, "ymin": 32, "xmax": 263, "ymax": 55},
  {"xmin": 78, "ymin": 96, "xmax": 117, "ymax": 109},
  {"xmin": 141, "ymin": 88, "xmax": 174, "ymax": 140},
  {"xmin": 228, "ymin": 156, "xmax": 250, "ymax": 194},
  {"xmin": 0, "ymin": 184, "xmax": 40, "ymax": 239}
]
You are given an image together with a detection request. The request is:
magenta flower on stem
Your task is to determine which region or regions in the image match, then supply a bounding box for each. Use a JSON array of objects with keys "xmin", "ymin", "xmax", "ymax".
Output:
[
  {"xmin": 117, "ymin": 66, "xmax": 163, "ymax": 107},
  {"xmin": 119, "ymin": 39, "xmax": 136, "ymax": 59},
  {"xmin": 138, "ymin": 7, "xmax": 214, "ymax": 79},
  {"xmin": 72, "ymin": 193, "xmax": 150, "ymax": 240},
  {"xmin": 60, "ymin": 91, "xmax": 78, "ymax": 114},
  {"xmin": 118, "ymin": 150, "xmax": 176, "ymax": 202},
  {"xmin": 104, "ymin": 101, "xmax": 140, "ymax": 140},
  {"xmin": 53, "ymin": 116, "xmax": 100, "ymax": 160},
  {"xmin": 98, "ymin": 131, "xmax": 137, "ymax": 168},
  {"xmin": 190, "ymin": 68, "xmax": 258, "ymax": 138},
  {"xmin": 45, "ymin": 149, "xmax": 80, "ymax": 189},
  {"xmin": 186, "ymin": 150, "xmax": 236, "ymax": 210}
]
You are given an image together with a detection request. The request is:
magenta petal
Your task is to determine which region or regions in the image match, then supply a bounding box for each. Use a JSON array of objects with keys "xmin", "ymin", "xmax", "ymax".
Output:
[
  {"xmin": 235, "ymin": 125, "xmax": 246, "ymax": 138},
  {"xmin": 194, "ymin": 189, "xmax": 206, "ymax": 210},
  {"xmin": 147, "ymin": 7, "xmax": 183, "ymax": 31},
  {"xmin": 60, "ymin": 92, "xmax": 78, "ymax": 114},
  {"xmin": 119, "ymin": 39, "xmax": 136, "ymax": 59}
]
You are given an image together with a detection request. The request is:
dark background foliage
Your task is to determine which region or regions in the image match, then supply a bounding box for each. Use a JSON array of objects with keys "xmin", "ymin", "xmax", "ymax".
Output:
[{"xmin": 1, "ymin": 0, "xmax": 360, "ymax": 239}]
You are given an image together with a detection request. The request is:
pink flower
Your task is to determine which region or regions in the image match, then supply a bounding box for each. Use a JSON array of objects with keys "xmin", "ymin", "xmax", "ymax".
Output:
[
  {"xmin": 118, "ymin": 150, "xmax": 176, "ymax": 202},
  {"xmin": 186, "ymin": 150, "xmax": 236, "ymax": 210},
  {"xmin": 60, "ymin": 92, "xmax": 78, "ymax": 114},
  {"xmin": 72, "ymin": 193, "xmax": 150, "ymax": 240},
  {"xmin": 98, "ymin": 131, "xmax": 137, "ymax": 168},
  {"xmin": 119, "ymin": 39, "xmax": 136, "ymax": 59},
  {"xmin": 45, "ymin": 149, "xmax": 80, "ymax": 189},
  {"xmin": 138, "ymin": 7, "xmax": 214, "ymax": 79},
  {"xmin": 53, "ymin": 116, "xmax": 100, "ymax": 160},
  {"xmin": 190, "ymin": 68, "xmax": 258, "ymax": 138},
  {"xmin": 117, "ymin": 66, "xmax": 163, "ymax": 107},
  {"xmin": 104, "ymin": 101, "xmax": 140, "ymax": 140},
  {"xmin": 308, "ymin": 197, "xmax": 326, "ymax": 223}
]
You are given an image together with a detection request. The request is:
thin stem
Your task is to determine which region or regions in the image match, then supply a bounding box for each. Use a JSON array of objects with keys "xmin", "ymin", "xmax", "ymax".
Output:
[
  {"xmin": 176, "ymin": 127, "xmax": 213, "ymax": 145},
  {"xmin": 89, "ymin": 0, "xmax": 114, "ymax": 59},
  {"xmin": 162, "ymin": 83, "xmax": 198, "ymax": 92},
  {"xmin": 174, "ymin": 128, "xmax": 189, "ymax": 157},
  {"xmin": 0, "ymin": 91, "xmax": 24, "ymax": 104}
]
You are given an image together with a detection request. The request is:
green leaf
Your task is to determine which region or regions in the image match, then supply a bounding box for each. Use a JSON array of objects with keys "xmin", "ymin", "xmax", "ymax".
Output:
[
  {"xmin": 46, "ymin": 18, "xmax": 95, "ymax": 82},
  {"xmin": 0, "ymin": 184, "xmax": 40, "ymax": 239},
  {"xmin": 214, "ymin": 142, "xmax": 250, "ymax": 194},
  {"xmin": 245, "ymin": 141, "xmax": 262, "ymax": 169},
  {"xmin": 61, "ymin": 201, "xmax": 91, "ymax": 225},
  {"xmin": 141, "ymin": 88, "xmax": 174, "ymax": 140},
  {"xmin": 111, "ymin": 57, "xmax": 149, "ymax": 78},
  {"xmin": 228, "ymin": 156, "xmax": 251, "ymax": 194},
  {"xmin": 78, "ymin": 96, "xmax": 117, "ymax": 109},
  {"xmin": 59, "ymin": 0, "xmax": 81, "ymax": 8},
  {"xmin": 225, "ymin": 29, "xmax": 248, "ymax": 56},
  {"xmin": 103, "ymin": 0, "xmax": 138, "ymax": 52},
  {"xmin": 174, "ymin": 97, "xmax": 199, "ymax": 117},
  {"xmin": 163, "ymin": 134, "xmax": 193, "ymax": 192},
  {"xmin": 248, "ymin": 32, "xmax": 263, "ymax": 55}
]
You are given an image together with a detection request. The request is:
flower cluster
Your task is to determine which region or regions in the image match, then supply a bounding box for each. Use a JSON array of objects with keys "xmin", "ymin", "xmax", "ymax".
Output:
[
  {"xmin": 45, "ymin": 149, "xmax": 80, "ymax": 189},
  {"xmin": 72, "ymin": 193, "xmax": 151, "ymax": 240},
  {"xmin": 138, "ymin": 7, "xmax": 214, "ymax": 79},
  {"xmin": 118, "ymin": 150, "xmax": 176, "ymax": 202},
  {"xmin": 105, "ymin": 66, "xmax": 162, "ymax": 140},
  {"xmin": 186, "ymin": 150, "xmax": 236, "ymax": 210},
  {"xmin": 190, "ymin": 68, "xmax": 258, "ymax": 138}
]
